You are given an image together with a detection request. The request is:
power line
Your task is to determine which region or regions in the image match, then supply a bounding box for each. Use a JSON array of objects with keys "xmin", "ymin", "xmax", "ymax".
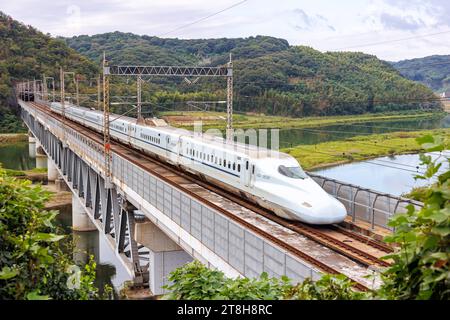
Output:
[
  {"xmin": 157, "ymin": 0, "xmax": 249, "ymax": 37},
  {"xmin": 333, "ymin": 30, "xmax": 450, "ymax": 51}
]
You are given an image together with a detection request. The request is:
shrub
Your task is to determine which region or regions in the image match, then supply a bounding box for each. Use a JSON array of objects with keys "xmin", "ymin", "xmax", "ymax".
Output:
[{"xmin": 0, "ymin": 167, "xmax": 110, "ymax": 299}]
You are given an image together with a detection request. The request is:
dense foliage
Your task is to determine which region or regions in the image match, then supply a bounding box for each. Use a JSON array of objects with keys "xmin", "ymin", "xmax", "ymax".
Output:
[
  {"xmin": 0, "ymin": 167, "xmax": 109, "ymax": 299},
  {"xmin": 391, "ymin": 55, "xmax": 450, "ymax": 93},
  {"xmin": 0, "ymin": 11, "xmax": 98, "ymax": 132},
  {"xmin": 65, "ymin": 31, "xmax": 442, "ymax": 117},
  {"xmin": 163, "ymin": 261, "xmax": 364, "ymax": 300}
]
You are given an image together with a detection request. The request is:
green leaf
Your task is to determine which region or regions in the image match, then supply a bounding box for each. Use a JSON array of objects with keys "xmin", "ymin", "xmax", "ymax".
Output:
[
  {"xmin": 0, "ymin": 266, "xmax": 19, "ymax": 280},
  {"xmin": 431, "ymin": 226, "xmax": 450, "ymax": 236},
  {"xmin": 34, "ymin": 232, "xmax": 65, "ymax": 242},
  {"xmin": 26, "ymin": 290, "xmax": 50, "ymax": 300}
]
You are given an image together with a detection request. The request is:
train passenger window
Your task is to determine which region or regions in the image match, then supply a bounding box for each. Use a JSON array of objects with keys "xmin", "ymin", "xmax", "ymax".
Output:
[
  {"xmin": 246, "ymin": 161, "xmax": 249, "ymax": 170},
  {"xmin": 237, "ymin": 164, "xmax": 241, "ymax": 172},
  {"xmin": 252, "ymin": 165, "xmax": 255, "ymax": 174},
  {"xmin": 232, "ymin": 163, "xmax": 236, "ymax": 171},
  {"xmin": 207, "ymin": 155, "xmax": 210, "ymax": 162},
  {"xmin": 223, "ymin": 160, "xmax": 226, "ymax": 167},
  {"xmin": 228, "ymin": 163, "xmax": 231, "ymax": 169}
]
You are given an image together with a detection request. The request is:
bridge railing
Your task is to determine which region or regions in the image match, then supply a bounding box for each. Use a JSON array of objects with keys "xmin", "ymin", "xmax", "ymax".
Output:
[{"xmin": 309, "ymin": 173, "xmax": 424, "ymax": 230}]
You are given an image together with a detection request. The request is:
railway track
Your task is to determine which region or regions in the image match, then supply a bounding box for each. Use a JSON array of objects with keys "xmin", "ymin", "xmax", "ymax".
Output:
[{"xmin": 29, "ymin": 101, "xmax": 393, "ymax": 290}]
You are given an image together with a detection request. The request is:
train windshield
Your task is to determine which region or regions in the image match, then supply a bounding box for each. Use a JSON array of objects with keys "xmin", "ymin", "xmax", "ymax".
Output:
[{"xmin": 278, "ymin": 165, "xmax": 307, "ymax": 179}]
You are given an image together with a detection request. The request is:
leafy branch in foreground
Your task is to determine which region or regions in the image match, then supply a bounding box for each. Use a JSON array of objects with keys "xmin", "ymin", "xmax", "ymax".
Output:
[
  {"xmin": 162, "ymin": 261, "xmax": 365, "ymax": 300},
  {"xmin": 378, "ymin": 135, "xmax": 449, "ymax": 300},
  {"xmin": 0, "ymin": 167, "xmax": 111, "ymax": 300}
]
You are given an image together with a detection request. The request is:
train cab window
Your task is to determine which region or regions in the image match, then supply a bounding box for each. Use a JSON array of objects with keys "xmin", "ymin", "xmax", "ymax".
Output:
[{"xmin": 278, "ymin": 165, "xmax": 307, "ymax": 179}]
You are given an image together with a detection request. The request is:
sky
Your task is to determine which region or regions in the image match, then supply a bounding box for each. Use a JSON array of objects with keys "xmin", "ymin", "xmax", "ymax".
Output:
[{"xmin": 1, "ymin": 0, "xmax": 450, "ymax": 61}]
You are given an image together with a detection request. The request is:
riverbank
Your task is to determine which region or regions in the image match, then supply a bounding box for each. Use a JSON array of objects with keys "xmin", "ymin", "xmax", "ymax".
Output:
[
  {"xmin": 3, "ymin": 167, "xmax": 47, "ymax": 180},
  {"xmin": 161, "ymin": 110, "xmax": 446, "ymax": 131},
  {"xmin": 0, "ymin": 133, "xmax": 27, "ymax": 144},
  {"xmin": 283, "ymin": 128, "xmax": 450, "ymax": 171}
]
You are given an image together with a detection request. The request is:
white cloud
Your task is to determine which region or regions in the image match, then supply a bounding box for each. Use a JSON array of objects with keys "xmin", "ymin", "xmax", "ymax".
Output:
[{"xmin": 0, "ymin": 0, "xmax": 449, "ymax": 60}]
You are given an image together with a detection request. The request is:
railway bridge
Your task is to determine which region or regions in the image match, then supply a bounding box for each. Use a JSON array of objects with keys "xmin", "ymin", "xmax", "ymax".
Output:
[{"xmin": 16, "ymin": 88, "xmax": 423, "ymax": 295}]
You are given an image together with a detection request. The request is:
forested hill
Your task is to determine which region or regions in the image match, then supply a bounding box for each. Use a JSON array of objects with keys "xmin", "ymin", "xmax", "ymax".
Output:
[
  {"xmin": 64, "ymin": 32, "xmax": 441, "ymax": 116},
  {"xmin": 391, "ymin": 55, "xmax": 450, "ymax": 93},
  {"xmin": 0, "ymin": 12, "xmax": 98, "ymax": 132}
]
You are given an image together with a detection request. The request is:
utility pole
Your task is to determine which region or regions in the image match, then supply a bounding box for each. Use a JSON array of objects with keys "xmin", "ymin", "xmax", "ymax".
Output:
[
  {"xmin": 75, "ymin": 75, "xmax": 80, "ymax": 106},
  {"xmin": 60, "ymin": 67, "xmax": 67, "ymax": 146},
  {"xmin": 43, "ymin": 74, "xmax": 47, "ymax": 102},
  {"xmin": 52, "ymin": 78, "xmax": 55, "ymax": 102},
  {"xmin": 137, "ymin": 75, "xmax": 143, "ymax": 123},
  {"xmin": 97, "ymin": 75, "xmax": 101, "ymax": 110},
  {"xmin": 33, "ymin": 79, "xmax": 36, "ymax": 100},
  {"xmin": 102, "ymin": 52, "xmax": 112, "ymax": 188},
  {"xmin": 226, "ymin": 53, "xmax": 234, "ymax": 141}
]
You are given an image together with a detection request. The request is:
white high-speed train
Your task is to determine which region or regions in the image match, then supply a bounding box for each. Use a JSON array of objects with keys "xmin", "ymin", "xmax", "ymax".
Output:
[{"xmin": 50, "ymin": 102, "xmax": 347, "ymax": 224}]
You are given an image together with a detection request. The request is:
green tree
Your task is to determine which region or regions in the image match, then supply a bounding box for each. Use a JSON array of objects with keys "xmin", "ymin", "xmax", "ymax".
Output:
[{"xmin": 0, "ymin": 167, "xmax": 110, "ymax": 299}]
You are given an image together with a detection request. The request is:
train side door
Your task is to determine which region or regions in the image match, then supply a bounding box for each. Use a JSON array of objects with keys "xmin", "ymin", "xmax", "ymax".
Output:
[
  {"xmin": 243, "ymin": 160, "xmax": 253, "ymax": 187},
  {"xmin": 127, "ymin": 124, "xmax": 133, "ymax": 144}
]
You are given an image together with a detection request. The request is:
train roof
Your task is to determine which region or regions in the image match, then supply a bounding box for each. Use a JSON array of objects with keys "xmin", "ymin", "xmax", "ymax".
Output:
[{"xmin": 56, "ymin": 102, "xmax": 292, "ymax": 160}]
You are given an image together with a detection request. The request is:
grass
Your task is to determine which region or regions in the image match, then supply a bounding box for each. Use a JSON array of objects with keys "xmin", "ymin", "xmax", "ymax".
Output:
[
  {"xmin": 160, "ymin": 110, "xmax": 446, "ymax": 131},
  {"xmin": 282, "ymin": 128, "xmax": 450, "ymax": 171},
  {"xmin": 0, "ymin": 133, "xmax": 28, "ymax": 145},
  {"xmin": 3, "ymin": 167, "xmax": 47, "ymax": 177}
]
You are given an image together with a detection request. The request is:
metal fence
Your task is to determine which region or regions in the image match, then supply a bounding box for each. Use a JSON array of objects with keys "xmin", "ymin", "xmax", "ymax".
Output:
[{"xmin": 309, "ymin": 173, "xmax": 424, "ymax": 230}]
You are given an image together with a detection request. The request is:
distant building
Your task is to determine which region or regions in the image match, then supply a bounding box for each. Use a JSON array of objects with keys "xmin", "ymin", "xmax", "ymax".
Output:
[{"xmin": 441, "ymin": 91, "xmax": 450, "ymax": 98}]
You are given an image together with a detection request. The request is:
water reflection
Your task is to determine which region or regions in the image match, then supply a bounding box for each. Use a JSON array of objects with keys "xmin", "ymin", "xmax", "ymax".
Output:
[
  {"xmin": 55, "ymin": 206, "xmax": 132, "ymax": 297},
  {"xmin": 0, "ymin": 142, "xmax": 35, "ymax": 170},
  {"xmin": 230, "ymin": 114, "xmax": 450, "ymax": 148}
]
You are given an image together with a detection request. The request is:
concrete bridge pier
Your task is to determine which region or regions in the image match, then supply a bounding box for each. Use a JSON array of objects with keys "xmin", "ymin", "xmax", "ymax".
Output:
[
  {"xmin": 28, "ymin": 131, "xmax": 36, "ymax": 158},
  {"xmin": 47, "ymin": 159, "xmax": 58, "ymax": 181},
  {"xmin": 73, "ymin": 229, "xmax": 99, "ymax": 266},
  {"xmin": 35, "ymin": 142, "xmax": 47, "ymax": 169},
  {"xmin": 72, "ymin": 194, "xmax": 96, "ymax": 232},
  {"xmin": 135, "ymin": 219, "xmax": 193, "ymax": 295}
]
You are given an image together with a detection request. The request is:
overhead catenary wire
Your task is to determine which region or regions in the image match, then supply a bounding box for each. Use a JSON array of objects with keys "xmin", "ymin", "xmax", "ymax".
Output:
[
  {"xmin": 333, "ymin": 29, "xmax": 450, "ymax": 51},
  {"xmin": 157, "ymin": 0, "xmax": 249, "ymax": 37}
]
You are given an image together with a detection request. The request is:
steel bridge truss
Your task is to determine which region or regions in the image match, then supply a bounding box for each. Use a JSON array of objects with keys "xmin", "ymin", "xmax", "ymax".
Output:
[
  {"xmin": 22, "ymin": 108, "xmax": 148, "ymax": 285},
  {"xmin": 107, "ymin": 65, "xmax": 231, "ymax": 77}
]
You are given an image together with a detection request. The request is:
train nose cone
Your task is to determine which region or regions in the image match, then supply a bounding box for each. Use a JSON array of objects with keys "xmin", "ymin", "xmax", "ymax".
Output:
[{"xmin": 307, "ymin": 197, "xmax": 347, "ymax": 224}]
